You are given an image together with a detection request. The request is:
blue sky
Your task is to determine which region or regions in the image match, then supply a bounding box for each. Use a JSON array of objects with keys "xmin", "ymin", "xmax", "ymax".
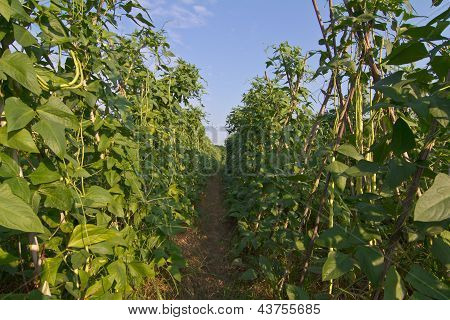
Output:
[{"xmin": 138, "ymin": 0, "xmax": 447, "ymax": 144}]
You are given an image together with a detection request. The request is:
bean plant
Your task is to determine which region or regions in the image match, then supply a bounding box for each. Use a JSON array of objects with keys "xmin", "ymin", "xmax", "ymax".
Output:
[
  {"xmin": 0, "ymin": 0, "xmax": 219, "ymax": 299},
  {"xmin": 225, "ymin": 0, "xmax": 449, "ymax": 299}
]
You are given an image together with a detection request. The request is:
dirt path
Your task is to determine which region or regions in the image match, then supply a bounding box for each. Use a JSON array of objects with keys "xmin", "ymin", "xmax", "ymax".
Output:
[{"xmin": 174, "ymin": 174, "xmax": 234, "ymax": 299}]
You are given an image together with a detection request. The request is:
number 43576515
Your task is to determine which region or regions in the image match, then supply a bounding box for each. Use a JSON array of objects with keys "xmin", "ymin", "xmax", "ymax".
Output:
[{"xmin": 257, "ymin": 303, "xmax": 320, "ymax": 315}]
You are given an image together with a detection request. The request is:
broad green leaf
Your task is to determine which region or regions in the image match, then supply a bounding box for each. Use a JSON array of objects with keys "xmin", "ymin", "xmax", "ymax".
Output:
[
  {"xmin": 0, "ymin": 127, "xmax": 39, "ymax": 153},
  {"xmin": 0, "ymin": 247, "xmax": 19, "ymax": 268},
  {"xmin": 286, "ymin": 284, "xmax": 309, "ymax": 300},
  {"xmin": 0, "ymin": 152, "xmax": 20, "ymax": 178},
  {"xmin": 4, "ymin": 97, "xmax": 35, "ymax": 132},
  {"xmin": 70, "ymin": 250, "xmax": 90, "ymax": 269},
  {"xmin": 128, "ymin": 262, "xmax": 155, "ymax": 281},
  {"xmin": 386, "ymin": 42, "xmax": 428, "ymax": 65},
  {"xmin": 239, "ymin": 268, "xmax": 257, "ymax": 281},
  {"xmin": 0, "ymin": 1, "xmax": 12, "ymax": 20},
  {"xmin": 345, "ymin": 160, "xmax": 380, "ymax": 177},
  {"xmin": 108, "ymin": 195, "xmax": 124, "ymax": 217},
  {"xmin": 89, "ymin": 242, "xmax": 114, "ymax": 256},
  {"xmin": 405, "ymin": 265, "xmax": 450, "ymax": 299},
  {"xmin": 334, "ymin": 174, "xmax": 347, "ymax": 192},
  {"xmin": 337, "ymin": 144, "xmax": 364, "ymax": 160},
  {"xmin": 84, "ymin": 186, "xmax": 112, "ymax": 208},
  {"xmin": 168, "ymin": 265, "xmax": 182, "ymax": 282},
  {"xmin": 13, "ymin": 24, "xmax": 37, "ymax": 47},
  {"xmin": 78, "ymin": 269, "xmax": 89, "ymax": 291},
  {"xmin": 391, "ymin": 118, "xmax": 415, "ymax": 156},
  {"xmin": 354, "ymin": 246, "xmax": 384, "ymax": 284},
  {"xmin": 33, "ymin": 119, "xmax": 66, "ymax": 159},
  {"xmin": 67, "ymin": 224, "xmax": 126, "ymax": 248},
  {"xmin": 0, "ymin": 0, "xmax": 31, "ymax": 22},
  {"xmin": 384, "ymin": 159, "xmax": 416, "ymax": 188},
  {"xmin": 39, "ymin": 182, "xmax": 73, "ymax": 211},
  {"xmin": 36, "ymin": 97, "xmax": 77, "ymax": 130},
  {"xmin": 430, "ymin": 55, "xmax": 450, "ymax": 79},
  {"xmin": 0, "ymin": 51, "xmax": 41, "ymax": 95},
  {"xmin": 414, "ymin": 173, "xmax": 450, "ymax": 222},
  {"xmin": 0, "ymin": 184, "xmax": 45, "ymax": 233},
  {"xmin": 316, "ymin": 227, "xmax": 350, "ymax": 249},
  {"xmin": 29, "ymin": 160, "xmax": 61, "ymax": 185},
  {"xmin": 107, "ymin": 260, "xmax": 127, "ymax": 291},
  {"xmin": 322, "ymin": 251, "xmax": 354, "ymax": 281},
  {"xmin": 4, "ymin": 177, "xmax": 31, "ymax": 202},
  {"xmin": 104, "ymin": 170, "xmax": 121, "ymax": 187},
  {"xmin": 84, "ymin": 275, "xmax": 113, "ymax": 299},
  {"xmin": 326, "ymin": 160, "xmax": 349, "ymax": 174},
  {"xmin": 384, "ymin": 266, "xmax": 406, "ymax": 300},
  {"xmin": 41, "ymin": 257, "xmax": 63, "ymax": 286},
  {"xmin": 431, "ymin": 236, "xmax": 450, "ymax": 270}
]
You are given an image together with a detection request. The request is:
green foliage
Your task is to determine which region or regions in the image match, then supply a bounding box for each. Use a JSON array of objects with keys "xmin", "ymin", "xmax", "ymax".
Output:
[
  {"xmin": 0, "ymin": 0, "xmax": 219, "ymax": 299},
  {"xmin": 225, "ymin": 1, "xmax": 449, "ymax": 300}
]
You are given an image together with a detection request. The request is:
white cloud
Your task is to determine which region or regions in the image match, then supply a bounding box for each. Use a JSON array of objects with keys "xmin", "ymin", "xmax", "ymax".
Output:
[
  {"xmin": 140, "ymin": 0, "xmax": 214, "ymax": 30},
  {"xmin": 193, "ymin": 5, "xmax": 212, "ymax": 16}
]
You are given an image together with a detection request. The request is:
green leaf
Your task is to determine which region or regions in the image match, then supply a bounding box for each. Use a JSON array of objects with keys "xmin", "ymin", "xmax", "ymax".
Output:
[
  {"xmin": 33, "ymin": 119, "xmax": 66, "ymax": 159},
  {"xmin": 316, "ymin": 227, "xmax": 350, "ymax": 249},
  {"xmin": 0, "ymin": 127, "xmax": 39, "ymax": 153},
  {"xmin": 0, "ymin": 184, "xmax": 45, "ymax": 233},
  {"xmin": 322, "ymin": 251, "xmax": 354, "ymax": 281},
  {"xmin": 70, "ymin": 250, "xmax": 90, "ymax": 269},
  {"xmin": 4, "ymin": 177, "xmax": 31, "ymax": 202},
  {"xmin": 41, "ymin": 257, "xmax": 63, "ymax": 286},
  {"xmin": 38, "ymin": 182, "xmax": 73, "ymax": 211},
  {"xmin": 0, "ymin": 0, "xmax": 31, "ymax": 22},
  {"xmin": 128, "ymin": 262, "xmax": 155, "ymax": 281},
  {"xmin": 386, "ymin": 42, "xmax": 428, "ymax": 65},
  {"xmin": 84, "ymin": 275, "xmax": 113, "ymax": 299},
  {"xmin": 384, "ymin": 159, "xmax": 416, "ymax": 188},
  {"xmin": 104, "ymin": 170, "xmax": 121, "ymax": 187},
  {"xmin": 354, "ymin": 246, "xmax": 384, "ymax": 284},
  {"xmin": 286, "ymin": 284, "xmax": 310, "ymax": 300},
  {"xmin": 67, "ymin": 224, "xmax": 126, "ymax": 248},
  {"xmin": 337, "ymin": 144, "xmax": 364, "ymax": 160},
  {"xmin": 0, "ymin": 1, "xmax": 12, "ymax": 20},
  {"xmin": 345, "ymin": 160, "xmax": 380, "ymax": 177},
  {"xmin": 430, "ymin": 55, "xmax": 450, "ymax": 79},
  {"xmin": 4, "ymin": 97, "xmax": 35, "ymax": 132},
  {"xmin": 36, "ymin": 97, "xmax": 77, "ymax": 130},
  {"xmin": 384, "ymin": 266, "xmax": 406, "ymax": 300},
  {"xmin": 0, "ymin": 152, "xmax": 20, "ymax": 178},
  {"xmin": 29, "ymin": 160, "xmax": 61, "ymax": 185},
  {"xmin": 239, "ymin": 268, "xmax": 257, "ymax": 281},
  {"xmin": 326, "ymin": 160, "xmax": 349, "ymax": 174},
  {"xmin": 431, "ymin": 236, "xmax": 450, "ymax": 270},
  {"xmin": 0, "ymin": 51, "xmax": 41, "ymax": 95},
  {"xmin": 107, "ymin": 260, "xmax": 127, "ymax": 290},
  {"xmin": 414, "ymin": 173, "xmax": 450, "ymax": 222},
  {"xmin": 13, "ymin": 24, "xmax": 37, "ymax": 47},
  {"xmin": 334, "ymin": 174, "xmax": 347, "ymax": 192},
  {"xmin": 108, "ymin": 195, "xmax": 124, "ymax": 217},
  {"xmin": 0, "ymin": 247, "xmax": 19, "ymax": 268},
  {"xmin": 391, "ymin": 118, "xmax": 415, "ymax": 156},
  {"xmin": 84, "ymin": 186, "xmax": 112, "ymax": 208},
  {"xmin": 405, "ymin": 265, "xmax": 450, "ymax": 299}
]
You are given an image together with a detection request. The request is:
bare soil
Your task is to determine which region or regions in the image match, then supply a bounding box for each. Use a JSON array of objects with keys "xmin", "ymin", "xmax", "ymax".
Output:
[{"xmin": 174, "ymin": 174, "xmax": 235, "ymax": 299}]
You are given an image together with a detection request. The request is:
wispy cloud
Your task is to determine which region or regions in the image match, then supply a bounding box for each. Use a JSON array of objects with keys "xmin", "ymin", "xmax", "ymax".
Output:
[{"xmin": 141, "ymin": 0, "xmax": 214, "ymax": 30}]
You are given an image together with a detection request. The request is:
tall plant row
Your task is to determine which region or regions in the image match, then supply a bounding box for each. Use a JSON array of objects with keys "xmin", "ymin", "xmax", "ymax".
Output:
[
  {"xmin": 225, "ymin": 0, "xmax": 449, "ymax": 299},
  {"xmin": 0, "ymin": 0, "xmax": 219, "ymax": 299}
]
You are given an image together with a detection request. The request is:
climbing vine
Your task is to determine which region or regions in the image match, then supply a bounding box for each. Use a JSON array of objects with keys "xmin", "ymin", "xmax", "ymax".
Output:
[
  {"xmin": 226, "ymin": 0, "xmax": 449, "ymax": 299},
  {"xmin": 0, "ymin": 0, "xmax": 219, "ymax": 299}
]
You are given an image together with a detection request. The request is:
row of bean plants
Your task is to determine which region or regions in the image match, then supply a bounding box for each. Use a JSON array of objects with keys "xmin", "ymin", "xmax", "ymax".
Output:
[
  {"xmin": 0, "ymin": 0, "xmax": 219, "ymax": 299},
  {"xmin": 225, "ymin": 0, "xmax": 449, "ymax": 299}
]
